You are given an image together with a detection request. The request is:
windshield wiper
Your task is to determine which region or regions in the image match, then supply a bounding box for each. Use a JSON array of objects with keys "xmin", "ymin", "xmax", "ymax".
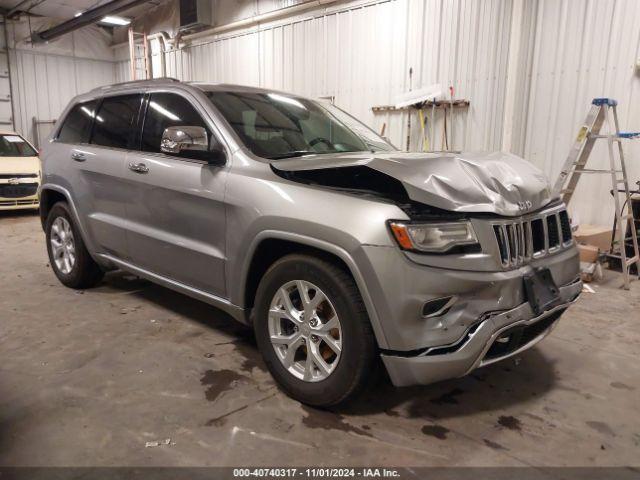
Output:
[{"xmin": 267, "ymin": 150, "xmax": 318, "ymax": 160}]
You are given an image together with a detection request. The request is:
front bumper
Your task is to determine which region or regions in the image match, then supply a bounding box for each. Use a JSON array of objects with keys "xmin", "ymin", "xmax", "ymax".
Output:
[
  {"xmin": 0, "ymin": 197, "xmax": 39, "ymax": 210},
  {"xmin": 0, "ymin": 180, "xmax": 40, "ymax": 210},
  {"xmin": 381, "ymin": 277, "xmax": 581, "ymax": 386}
]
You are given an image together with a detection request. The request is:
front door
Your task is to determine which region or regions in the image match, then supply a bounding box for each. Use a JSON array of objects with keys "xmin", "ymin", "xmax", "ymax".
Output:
[{"xmin": 123, "ymin": 91, "xmax": 228, "ymax": 297}]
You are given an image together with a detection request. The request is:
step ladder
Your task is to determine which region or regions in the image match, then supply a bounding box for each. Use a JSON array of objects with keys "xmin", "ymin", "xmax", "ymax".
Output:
[
  {"xmin": 128, "ymin": 27, "xmax": 150, "ymax": 80},
  {"xmin": 552, "ymin": 98, "xmax": 640, "ymax": 290}
]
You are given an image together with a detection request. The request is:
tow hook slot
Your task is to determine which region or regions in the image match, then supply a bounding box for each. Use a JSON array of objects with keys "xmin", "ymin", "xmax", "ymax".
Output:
[{"xmin": 422, "ymin": 296, "xmax": 457, "ymax": 318}]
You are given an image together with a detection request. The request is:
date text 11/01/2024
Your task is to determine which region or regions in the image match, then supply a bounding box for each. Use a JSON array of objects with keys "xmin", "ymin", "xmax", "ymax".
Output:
[{"xmin": 233, "ymin": 468, "xmax": 401, "ymax": 478}]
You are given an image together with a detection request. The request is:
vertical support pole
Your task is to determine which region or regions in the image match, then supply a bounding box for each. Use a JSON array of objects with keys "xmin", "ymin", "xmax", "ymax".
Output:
[
  {"xmin": 159, "ymin": 36, "xmax": 167, "ymax": 78},
  {"xmin": 32, "ymin": 116, "xmax": 38, "ymax": 148}
]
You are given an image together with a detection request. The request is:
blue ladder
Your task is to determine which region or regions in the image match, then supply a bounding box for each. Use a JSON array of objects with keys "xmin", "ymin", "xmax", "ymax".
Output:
[{"xmin": 553, "ymin": 98, "xmax": 639, "ymax": 289}]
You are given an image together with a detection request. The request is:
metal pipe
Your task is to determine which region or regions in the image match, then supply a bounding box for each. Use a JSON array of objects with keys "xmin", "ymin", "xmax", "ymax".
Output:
[
  {"xmin": 128, "ymin": 26, "xmax": 135, "ymax": 80},
  {"xmin": 183, "ymin": 0, "xmax": 339, "ymax": 42},
  {"xmin": 30, "ymin": 0, "xmax": 149, "ymax": 43},
  {"xmin": 110, "ymin": 0, "xmax": 341, "ymax": 50},
  {"xmin": 6, "ymin": 0, "xmax": 38, "ymax": 18}
]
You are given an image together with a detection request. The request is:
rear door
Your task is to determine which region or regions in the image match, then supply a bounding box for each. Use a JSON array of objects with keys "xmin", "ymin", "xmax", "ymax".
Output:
[
  {"xmin": 123, "ymin": 91, "xmax": 228, "ymax": 297},
  {"xmin": 55, "ymin": 95, "xmax": 142, "ymax": 260}
]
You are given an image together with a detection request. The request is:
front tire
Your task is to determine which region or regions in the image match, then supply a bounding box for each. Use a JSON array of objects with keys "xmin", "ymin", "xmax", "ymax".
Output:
[
  {"xmin": 254, "ymin": 254, "xmax": 377, "ymax": 407},
  {"xmin": 45, "ymin": 202, "xmax": 104, "ymax": 289}
]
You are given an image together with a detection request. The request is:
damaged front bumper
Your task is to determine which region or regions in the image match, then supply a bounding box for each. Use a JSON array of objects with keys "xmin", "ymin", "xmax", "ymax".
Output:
[{"xmin": 381, "ymin": 277, "xmax": 581, "ymax": 387}]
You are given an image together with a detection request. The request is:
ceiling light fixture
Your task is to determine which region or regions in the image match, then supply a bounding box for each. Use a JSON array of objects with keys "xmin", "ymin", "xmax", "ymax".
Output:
[{"xmin": 100, "ymin": 15, "xmax": 131, "ymax": 26}]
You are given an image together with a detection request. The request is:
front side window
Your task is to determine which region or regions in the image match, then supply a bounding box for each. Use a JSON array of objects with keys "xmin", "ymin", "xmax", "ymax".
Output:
[
  {"xmin": 206, "ymin": 91, "xmax": 394, "ymax": 159},
  {"xmin": 57, "ymin": 100, "xmax": 99, "ymax": 144},
  {"xmin": 90, "ymin": 94, "xmax": 143, "ymax": 149},
  {"xmin": 0, "ymin": 134, "xmax": 37, "ymax": 157},
  {"xmin": 141, "ymin": 92, "xmax": 211, "ymax": 159}
]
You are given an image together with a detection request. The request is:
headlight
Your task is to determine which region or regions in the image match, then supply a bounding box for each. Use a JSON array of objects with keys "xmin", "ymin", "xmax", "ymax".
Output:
[{"xmin": 388, "ymin": 220, "xmax": 478, "ymax": 253}]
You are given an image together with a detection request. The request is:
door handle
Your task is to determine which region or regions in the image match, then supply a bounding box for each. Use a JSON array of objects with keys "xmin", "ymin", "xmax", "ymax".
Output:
[
  {"xmin": 71, "ymin": 152, "xmax": 86, "ymax": 162},
  {"xmin": 128, "ymin": 162, "xmax": 149, "ymax": 174}
]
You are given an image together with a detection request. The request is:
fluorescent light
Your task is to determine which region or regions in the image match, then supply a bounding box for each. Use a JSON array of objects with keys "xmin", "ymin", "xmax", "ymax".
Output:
[
  {"xmin": 101, "ymin": 16, "xmax": 131, "ymax": 25},
  {"xmin": 149, "ymin": 101, "xmax": 180, "ymax": 121}
]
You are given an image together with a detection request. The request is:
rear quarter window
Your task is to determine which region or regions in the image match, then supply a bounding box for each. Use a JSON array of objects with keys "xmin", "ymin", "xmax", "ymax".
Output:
[
  {"xmin": 90, "ymin": 94, "xmax": 143, "ymax": 149},
  {"xmin": 57, "ymin": 100, "xmax": 100, "ymax": 144}
]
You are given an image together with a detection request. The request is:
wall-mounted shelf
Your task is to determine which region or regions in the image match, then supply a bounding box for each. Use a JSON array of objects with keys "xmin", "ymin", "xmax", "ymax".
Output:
[{"xmin": 372, "ymin": 99, "xmax": 470, "ymax": 113}]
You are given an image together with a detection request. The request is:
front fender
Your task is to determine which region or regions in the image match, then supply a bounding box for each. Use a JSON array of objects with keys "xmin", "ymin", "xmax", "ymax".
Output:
[{"xmin": 235, "ymin": 230, "xmax": 390, "ymax": 349}]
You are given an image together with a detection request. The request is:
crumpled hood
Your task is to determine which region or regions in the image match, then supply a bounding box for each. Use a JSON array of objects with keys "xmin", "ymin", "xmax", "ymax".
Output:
[{"xmin": 272, "ymin": 151, "xmax": 553, "ymax": 216}]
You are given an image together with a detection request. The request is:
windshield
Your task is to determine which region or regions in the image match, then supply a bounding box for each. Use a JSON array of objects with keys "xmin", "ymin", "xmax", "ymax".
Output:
[
  {"xmin": 0, "ymin": 134, "xmax": 37, "ymax": 157},
  {"xmin": 206, "ymin": 91, "xmax": 395, "ymax": 159}
]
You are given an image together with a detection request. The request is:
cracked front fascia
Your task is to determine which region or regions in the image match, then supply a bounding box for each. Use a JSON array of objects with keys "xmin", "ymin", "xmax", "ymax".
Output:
[{"xmin": 272, "ymin": 150, "xmax": 554, "ymax": 217}]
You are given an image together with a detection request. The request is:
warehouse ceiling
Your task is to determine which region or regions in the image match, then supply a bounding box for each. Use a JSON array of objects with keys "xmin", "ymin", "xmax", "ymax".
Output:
[{"xmin": 0, "ymin": 0, "xmax": 163, "ymax": 20}]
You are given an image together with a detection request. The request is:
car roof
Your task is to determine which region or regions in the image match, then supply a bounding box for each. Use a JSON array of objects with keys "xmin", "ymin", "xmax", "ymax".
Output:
[
  {"xmin": 83, "ymin": 78, "xmax": 307, "ymax": 100},
  {"xmin": 192, "ymin": 82, "xmax": 298, "ymax": 96}
]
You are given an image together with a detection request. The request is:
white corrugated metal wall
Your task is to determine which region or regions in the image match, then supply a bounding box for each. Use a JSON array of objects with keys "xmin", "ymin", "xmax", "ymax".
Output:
[
  {"xmin": 117, "ymin": 0, "xmax": 515, "ymax": 154},
  {"xmin": 94, "ymin": 0, "xmax": 640, "ymax": 225},
  {"xmin": 510, "ymin": 0, "xmax": 640, "ymax": 226},
  {"xmin": 7, "ymin": 20, "xmax": 116, "ymax": 144}
]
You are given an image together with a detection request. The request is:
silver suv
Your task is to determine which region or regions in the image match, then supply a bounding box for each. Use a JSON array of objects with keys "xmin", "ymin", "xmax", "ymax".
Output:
[{"xmin": 40, "ymin": 79, "xmax": 581, "ymax": 406}]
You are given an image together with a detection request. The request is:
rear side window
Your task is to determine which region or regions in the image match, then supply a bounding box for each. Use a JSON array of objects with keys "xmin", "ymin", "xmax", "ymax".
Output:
[
  {"xmin": 57, "ymin": 100, "xmax": 99, "ymax": 144},
  {"xmin": 141, "ymin": 92, "xmax": 210, "ymax": 154},
  {"xmin": 90, "ymin": 94, "xmax": 143, "ymax": 149}
]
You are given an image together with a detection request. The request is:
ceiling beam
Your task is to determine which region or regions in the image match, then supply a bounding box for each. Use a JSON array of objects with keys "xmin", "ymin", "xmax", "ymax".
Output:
[{"xmin": 30, "ymin": 0, "xmax": 148, "ymax": 43}]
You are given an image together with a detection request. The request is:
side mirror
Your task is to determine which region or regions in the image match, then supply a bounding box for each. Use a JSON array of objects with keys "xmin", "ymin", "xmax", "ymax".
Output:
[
  {"xmin": 160, "ymin": 126, "xmax": 226, "ymax": 165},
  {"xmin": 161, "ymin": 126, "xmax": 208, "ymax": 154}
]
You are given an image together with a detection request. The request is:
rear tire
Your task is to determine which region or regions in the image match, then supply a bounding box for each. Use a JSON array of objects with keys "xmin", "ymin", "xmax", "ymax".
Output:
[
  {"xmin": 254, "ymin": 253, "xmax": 377, "ymax": 407},
  {"xmin": 45, "ymin": 202, "xmax": 104, "ymax": 289}
]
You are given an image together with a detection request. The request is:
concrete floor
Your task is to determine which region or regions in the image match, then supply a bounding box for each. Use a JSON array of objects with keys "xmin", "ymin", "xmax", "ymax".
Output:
[{"xmin": 1, "ymin": 210, "xmax": 639, "ymax": 467}]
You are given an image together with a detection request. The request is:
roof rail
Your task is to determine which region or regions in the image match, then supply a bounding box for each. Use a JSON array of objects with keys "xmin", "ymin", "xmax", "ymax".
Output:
[{"xmin": 90, "ymin": 77, "xmax": 182, "ymax": 92}]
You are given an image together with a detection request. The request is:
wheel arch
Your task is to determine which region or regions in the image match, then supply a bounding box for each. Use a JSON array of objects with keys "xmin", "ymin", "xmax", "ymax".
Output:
[
  {"xmin": 39, "ymin": 186, "xmax": 69, "ymax": 230},
  {"xmin": 39, "ymin": 184, "xmax": 100, "ymax": 264},
  {"xmin": 239, "ymin": 231, "xmax": 389, "ymax": 348}
]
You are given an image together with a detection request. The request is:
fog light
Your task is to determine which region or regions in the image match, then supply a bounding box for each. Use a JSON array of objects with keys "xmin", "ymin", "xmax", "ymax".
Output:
[{"xmin": 422, "ymin": 296, "xmax": 457, "ymax": 318}]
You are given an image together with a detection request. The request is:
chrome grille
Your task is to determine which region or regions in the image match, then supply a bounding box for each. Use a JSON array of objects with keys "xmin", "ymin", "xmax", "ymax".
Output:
[{"xmin": 493, "ymin": 207, "xmax": 573, "ymax": 268}]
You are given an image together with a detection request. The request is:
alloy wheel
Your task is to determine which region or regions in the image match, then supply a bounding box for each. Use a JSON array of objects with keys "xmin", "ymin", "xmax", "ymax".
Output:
[
  {"xmin": 50, "ymin": 217, "xmax": 76, "ymax": 275},
  {"xmin": 268, "ymin": 280, "xmax": 342, "ymax": 382}
]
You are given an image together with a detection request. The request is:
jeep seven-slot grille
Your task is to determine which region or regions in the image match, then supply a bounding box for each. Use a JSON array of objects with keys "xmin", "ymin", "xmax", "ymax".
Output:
[{"xmin": 492, "ymin": 208, "xmax": 573, "ymax": 268}]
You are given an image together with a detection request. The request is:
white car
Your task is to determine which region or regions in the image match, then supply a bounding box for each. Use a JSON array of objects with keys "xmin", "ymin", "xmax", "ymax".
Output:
[{"xmin": 0, "ymin": 131, "xmax": 41, "ymax": 211}]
